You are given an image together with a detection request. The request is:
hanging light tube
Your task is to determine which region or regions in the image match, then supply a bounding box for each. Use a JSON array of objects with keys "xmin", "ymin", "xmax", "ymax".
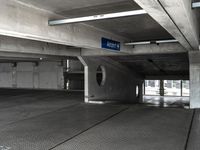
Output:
[
  {"xmin": 125, "ymin": 39, "xmax": 178, "ymax": 46},
  {"xmin": 49, "ymin": 9, "xmax": 147, "ymax": 25}
]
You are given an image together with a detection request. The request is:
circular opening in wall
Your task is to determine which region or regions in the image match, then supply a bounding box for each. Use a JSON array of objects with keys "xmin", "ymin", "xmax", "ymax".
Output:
[
  {"xmin": 136, "ymin": 85, "xmax": 140, "ymax": 98},
  {"xmin": 96, "ymin": 65, "xmax": 106, "ymax": 86}
]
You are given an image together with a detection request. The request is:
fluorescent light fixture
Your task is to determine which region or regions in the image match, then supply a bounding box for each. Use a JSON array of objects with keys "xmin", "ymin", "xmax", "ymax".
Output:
[
  {"xmin": 49, "ymin": 9, "xmax": 147, "ymax": 25},
  {"xmin": 125, "ymin": 39, "xmax": 178, "ymax": 46},
  {"xmin": 192, "ymin": 2, "xmax": 200, "ymax": 8},
  {"xmin": 156, "ymin": 39, "xmax": 178, "ymax": 44},
  {"xmin": 125, "ymin": 41, "xmax": 151, "ymax": 46}
]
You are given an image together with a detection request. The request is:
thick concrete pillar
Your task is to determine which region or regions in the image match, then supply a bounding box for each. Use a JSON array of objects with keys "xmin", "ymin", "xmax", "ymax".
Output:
[
  {"xmin": 138, "ymin": 81, "xmax": 144, "ymax": 103},
  {"xmin": 78, "ymin": 56, "xmax": 143, "ymax": 103},
  {"xmin": 33, "ymin": 63, "xmax": 39, "ymax": 89},
  {"xmin": 180, "ymin": 80, "xmax": 183, "ymax": 97},
  {"xmin": 57, "ymin": 62, "xmax": 64, "ymax": 89},
  {"xmin": 12, "ymin": 63, "xmax": 17, "ymax": 88},
  {"xmin": 160, "ymin": 80, "xmax": 165, "ymax": 96},
  {"xmin": 189, "ymin": 51, "xmax": 200, "ymax": 109}
]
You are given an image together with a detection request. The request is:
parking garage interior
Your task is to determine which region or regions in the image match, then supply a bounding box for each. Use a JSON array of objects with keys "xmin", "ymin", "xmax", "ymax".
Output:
[{"xmin": 0, "ymin": 0, "xmax": 200, "ymax": 150}]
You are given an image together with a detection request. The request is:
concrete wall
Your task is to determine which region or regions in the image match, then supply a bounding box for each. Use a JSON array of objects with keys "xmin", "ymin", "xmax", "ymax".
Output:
[
  {"xmin": 0, "ymin": 63, "xmax": 13, "ymax": 87},
  {"xmin": 63, "ymin": 59, "xmax": 84, "ymax": 91},
  {"xmin": 79, "ymin": 56, "xmax": 143, "ymax": 103},
  {"xmin": 189, "ymin": 51, "xmax": 200, "ymax": 108},
  {"xmin": 0, "ymin": 61, "xmax": 64, "ymax": 90},
  {"xmin": 68, "ymin": 60, "xmax": 84, "ymax": 72},
  {"xmin": 68, "ymin": 60, "xmax": 84, "ymax": 90}
]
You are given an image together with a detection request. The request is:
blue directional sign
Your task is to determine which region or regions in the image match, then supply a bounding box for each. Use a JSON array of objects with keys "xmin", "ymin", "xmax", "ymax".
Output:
[{"xmin": 101, "ymin": 37, "xmax": 120, "ymax": 51}]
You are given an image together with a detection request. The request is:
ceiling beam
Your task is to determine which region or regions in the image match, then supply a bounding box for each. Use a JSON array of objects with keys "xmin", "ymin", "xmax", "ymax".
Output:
[
  {"xmin": 132, "ymin": 43, "xmax": 186, "ymax": 55},
  {"xmin": 134, "ymin": 0, "xmax": 199, "ymax": 50},
  {"xmin": 147, "ymin": 59, "xmax": 168, "ymax": 75},
  {"xmin": 159, "ymin": 0, "xmax": 199, "ymax": 50},
  {"xmin": 81, "ymin": 43, "xmax": 186, "ymax": 56},
  {"xmin": 145, "ymin": 75, "xmax": 189, "ymax": 80},
  {"xmin": 0, "ymin": 35, "xmax": 81, "ymax": 57},
  {"xmin": 0, "ymin": 52, "xmax": 66, "ymax": 60},
  {"xmin": 0, "ymin": 0, "xmax": 131, "ymax": 54}
]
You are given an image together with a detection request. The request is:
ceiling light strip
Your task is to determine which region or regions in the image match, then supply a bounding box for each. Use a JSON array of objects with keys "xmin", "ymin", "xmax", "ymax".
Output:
[
  {"xmin": 156, "ymin": 39, "xmax": 178, "ymax": 44},
  {"xmin": 49, "ymin": 10, "xmax": 147, "ymax": 25},
  {"xmin": 192, "ymin": 2, "xmax": 200, "ymax": 8},
  {"xmin": 125, "ymin": 41, "xmax": 151, "ymax": 46},
  {"xmin": 125, "ymin": 39, "xmax": 178, "ymax": 46}
]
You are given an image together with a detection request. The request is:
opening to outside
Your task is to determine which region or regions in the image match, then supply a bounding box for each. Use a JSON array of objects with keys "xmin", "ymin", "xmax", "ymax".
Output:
[
  {"xmin": 143, "ymin": 80, "xmax": 190, "ymax": 108},
  {"xmin": 136, "ymin": 85, "xmax": 139, "ymax": 98},
  {"xmin": 144, "ymin": 80, "xmax": 190, "ymax": 97}
]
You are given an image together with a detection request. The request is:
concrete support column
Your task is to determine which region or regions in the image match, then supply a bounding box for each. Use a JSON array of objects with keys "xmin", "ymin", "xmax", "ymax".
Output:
[
  {"xmin": 33, "ymin": 63, "xmax": 39, "ymax": 89},
  {"xmin": 79, "ymin": 57, "xmax": 89, "ymax": 103},
  {"xmin": 138, "ymin": 81, "xmax": 144, "ymax": 103},
  {"xmin": 189, "ymin": 51, "xmax": 200, "ymax": 109},
  {"xmin": 160, "ymin": 80, "xmax": 165, "ymax": 96},
  {"xmin": 12, "ymin": 63, "xmax": 17, "ymax": 88},
  {"xmin": 143, "ymin": 81, "xmax": 146, "ymax": 96},
  {"xmin": 57, "ymin": 62, "xmax": 64, "ymax": 89},
  {"xmin": 78, "ymin": 56, "xmax": 143, "ymax": 103},
  {"xmin": 180, "ymin": 80, "xmax": 183, "ymax": 97}
]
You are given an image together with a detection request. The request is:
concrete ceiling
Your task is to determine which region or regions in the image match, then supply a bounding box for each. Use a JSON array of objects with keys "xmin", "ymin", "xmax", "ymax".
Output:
[
  {"xmin": 87, "ymin": 15, "xmax": 173, "ymax": 41},
  {"xmin": 56, "ymin": 1, "xmax": 141, "ymax": 17},
  {"xmin": 110, "ymin": 53, "xmax": 189, "ymax": 77},
  {"xmin": 17, "ymin": 0, "xmax": 173, "ymax": 42},
  {"xmin": 18, "ymin": 0, "xmax": 132, "ymax": 14}
]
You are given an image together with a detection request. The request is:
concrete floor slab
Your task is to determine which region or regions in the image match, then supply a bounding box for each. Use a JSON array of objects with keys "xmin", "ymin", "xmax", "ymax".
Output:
[
  {"xmin": 0, "ymin": 103, "xmax": 127, "ymax": 150},
  {"xmin": 0, "ymin": 100, "xmax": 78, "ymax": 128},
  {"xmin": 0, "ymin": 90, "xmax": 83, "ymax": 109},
  {"xmin": 0, "ymin": 90, "xmax": 84, "ymax": 128},
  {"xmin": 187, "ymin": 109, "xmax": 200, "ymax": 150},
  {"xmin": 53, "ymin": 106, "xmax": 193, "ymax": 150},
  {"xmin": 0, "ymin": 89, "xmax": 197, "ymax": 150},
  {"xmin": 143, "ymin": 96, "xmax": 189, "ymax": 108}
]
